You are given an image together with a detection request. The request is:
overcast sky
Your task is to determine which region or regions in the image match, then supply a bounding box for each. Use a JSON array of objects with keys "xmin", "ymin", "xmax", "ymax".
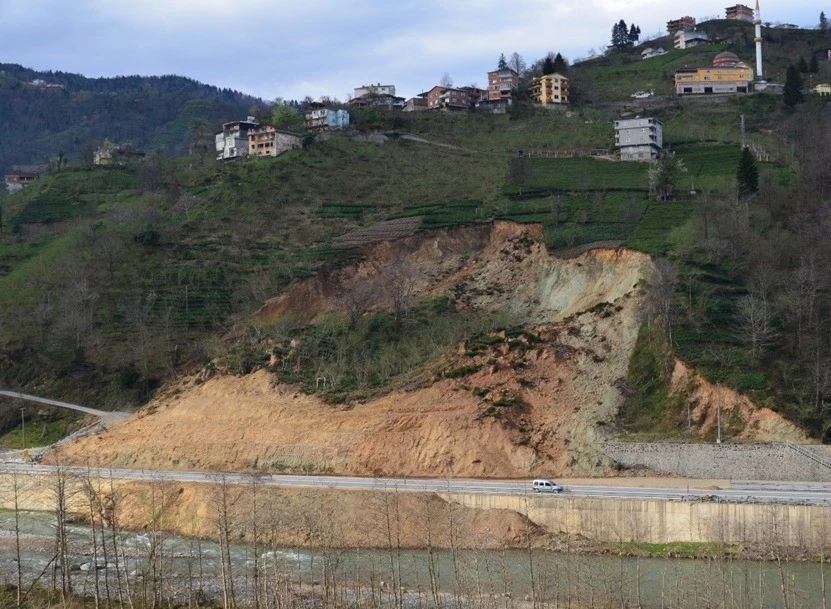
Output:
[{"xmin": 0, "ymin": 0, "xmax": 822, "ymax": 101}]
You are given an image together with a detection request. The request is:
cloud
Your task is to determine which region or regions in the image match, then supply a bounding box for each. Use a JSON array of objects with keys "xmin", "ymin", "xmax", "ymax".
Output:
[{"xmin": 0, "ymin": 0, "xmax": 822, "ymax": 101}]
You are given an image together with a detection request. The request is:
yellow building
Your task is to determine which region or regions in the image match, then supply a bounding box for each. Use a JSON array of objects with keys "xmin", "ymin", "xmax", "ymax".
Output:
[
  {"xmin": 675, "ymin": 52, "xmax": 754, "ymax": 95},
  {"xmin": 530, "ymin": 73, "xmax": 569, "ymax": 105},
  {"xmin": 815, "ymin": 83, "xmax": 831, "ymax": 96}
]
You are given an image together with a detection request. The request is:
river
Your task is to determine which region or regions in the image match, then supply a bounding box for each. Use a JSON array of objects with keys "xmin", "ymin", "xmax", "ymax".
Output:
[{"xmin": 1, "ymin": 509, "xmax": 828, "ymax": 608}]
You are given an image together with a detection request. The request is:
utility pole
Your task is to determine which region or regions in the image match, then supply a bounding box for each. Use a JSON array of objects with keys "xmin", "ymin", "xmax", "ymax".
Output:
[
  {"xmin": 20, "ymin": 407, "xmax": 25, "ymax": 451},
  {"xmin": 716, "ymin": 385, "xmax": 722, "ymax": 444},
  {"xmin": 740, "ymin": 114, "xmax": 745, "ymax": 149}
]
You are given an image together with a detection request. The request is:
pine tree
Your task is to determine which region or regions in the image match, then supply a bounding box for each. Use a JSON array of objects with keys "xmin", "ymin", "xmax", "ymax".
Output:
[
  {"xmin": 810, "ymin": 54, "xmax": 819, "ymax": 73},
  {"xmin": 497, "ymin": 53, "xmax": 508, "ymax": 70},
  {"xmin": 628, "ymin": 23, "xmax": 640, "ymax": 45},
  {"xmin": 820, "ymin": 11, "xmax": 828, "ymax": 30},
  {"xmin": 611, "ymin": 20, "xmax": 629, "ymax": 48},
  {"xmin": 737, "ymin": 147, "xmax": 759, "ymax": 197},
  {"xmin": 541, "ymin": 55, "xmax": 555, "ymax": 75},
  {"xmin": 783, "ymin": 63, "xmax": 804, "ymax": 107},
  {"xmin": 553, "ymin": 53, "xmax": 568, "ymax": 74},
  {"xmin": 798, "ymin": 56, "xmax": 809, "ymax": 73}
]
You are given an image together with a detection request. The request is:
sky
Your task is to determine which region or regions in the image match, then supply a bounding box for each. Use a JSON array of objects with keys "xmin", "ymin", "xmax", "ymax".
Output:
[{"xmin": 0, "ymin": 0, "xmax": 822, "ymax": 102}]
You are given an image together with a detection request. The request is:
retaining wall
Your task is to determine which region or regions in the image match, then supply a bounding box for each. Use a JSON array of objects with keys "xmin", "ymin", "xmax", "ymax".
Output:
[
  {"xmin": 443, "ymin": 492, "xmax": 831, "ymax": 549},
  {"xmin": 602, "ymin": 442, "xmax": 831, "ymax": 482}
]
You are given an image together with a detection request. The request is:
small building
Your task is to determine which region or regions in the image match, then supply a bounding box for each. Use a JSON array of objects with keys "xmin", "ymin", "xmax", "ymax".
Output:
[
  {"xmin": 487, "ymin": 67, "xmax": 519, "ymax": 102},
  {"xmin": 674, "ymin": 52, "xmax": 754, "ymax": 96},
  {"xmin": 403, "ymin": 95, "xmax": 428, "ymax": 112},
  {"xmin": 215, "ymin": 117, "xmax": 259, "ymax": 160},
  {"xmin": 94, "ymin": 142, "xmax": 146, "ymax": 166},
  {"xmin": 667, "ymin": 16, "xmax": 696, "ymax": 34},
  {"xmin": 529, "ymin": 73, "xmax": 569, "ymax": 105},
  {"xmin": 675, "ymin": 30, "xmax": 710, "ymax": 49},
  {"xmin": 426, "ymin": 85, "xmax": 469, "ymax": 110},
  {"xmin": 459, "ymin": 85, "xmax": 487, "ymax": 107},
  {"xmin": 247, "ymin": 126, "xmax": 302, "ymax": 157},
  {"xmin": 353, "ymin": 83, "xmax": 396, "ymax": 98},
  {"xmin": 348, "ymin": 93, "xmax": 405, "ymax": 110},
  {"xmin": 774, "ymin": 23, "xmax": 798, "ymax": 29},
  {"xmin": 614, "ymin": 117, "xmax": 663, "ymax": 161},
  {"xmin": 641, "ymin": 47, "xmax": 668, "ymax": 60},
  {"xmin": 815, "ymin": 83, "xmax": 831, "ymax": 96},
  {"xmin": 725, "ymin": 4, "xmax": 754, "ymax": 22},
  {"xmin": 4, "ymin": 165, "xmax": 42, "ymax": 193},
  {"xmin": 304, "ymin": 107, "xmax": 350, "ymax": 131}
]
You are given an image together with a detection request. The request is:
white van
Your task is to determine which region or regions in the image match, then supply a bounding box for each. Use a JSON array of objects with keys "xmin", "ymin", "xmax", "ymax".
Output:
[{"xmin": 532, "ymin": 479, "xmax": 563, "ymax": 493}]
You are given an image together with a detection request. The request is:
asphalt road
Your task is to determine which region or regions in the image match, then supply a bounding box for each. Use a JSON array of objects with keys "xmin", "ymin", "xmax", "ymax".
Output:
[
  {"xmin": 1, "ymin": 461, "xmax": 831, "ymax": 506},
  {"xmin": 0, "ymin": 390, "xmax": 130, "ymax": 426}
]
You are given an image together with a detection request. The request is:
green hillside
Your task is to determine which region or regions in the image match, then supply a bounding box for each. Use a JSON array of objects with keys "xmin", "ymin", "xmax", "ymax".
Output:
[{"xmin": 1, "ymin": 24, "xmax": 830, "ymax": 443}]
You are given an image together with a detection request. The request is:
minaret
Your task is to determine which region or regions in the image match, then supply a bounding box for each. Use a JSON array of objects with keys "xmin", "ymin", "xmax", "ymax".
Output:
[{"xmin": 754, "ymin": 0, "xmax": 763, "ymax": 81}]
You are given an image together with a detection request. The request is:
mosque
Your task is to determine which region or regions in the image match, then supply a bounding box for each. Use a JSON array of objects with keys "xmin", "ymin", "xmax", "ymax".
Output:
[{"xmin": 673, "ymin": 0, "xmax": 765, "ymax": 96}]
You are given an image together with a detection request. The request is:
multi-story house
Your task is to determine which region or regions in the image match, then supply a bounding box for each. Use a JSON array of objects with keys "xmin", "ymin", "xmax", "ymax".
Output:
[
  {"xmin": 815, "ymin": 83, "xmax": 831, "ymax": 96},
  {"xmin": 675, "ymin": 30, "xmax": 710, "ymax": 49},
  {"xmin": 215, "ymin": 118, "xmax": 259, "ymax": 160},
  {"xmin": 426, "ymin": 85, "xmax": 469, "ymax": 110},
  {"xmin": 353, "ymin": 83, "xmax": 396, "ymax": 98},
  {"xmin": 304, "ymin": 107, "xmax": 350, "ymax": 131},
  {"xmin": 459, "ymin": 86, "xmax": 487, "ymax": 107},
  {"xmin": 529, "ymin": 73, "xmax": 569, "ymax": 105},
  {"xmin": 725, "ymin": 4, "xmax": 754, "ymax": 22},
  {"xmin": 247, "ymin": 126, "xmax": 302, "ymax": 157},
  {"xmin": 666, "ymin": 16, "xmax": 696, "ymax": 34},
  {"xmin": 614, "ymin": 117, "xmax": 663, "ymax": 161},
  {"xmin": 487, "ymin": 67, "xmax": 519, "ymax": 101},
  {"xmin": 348, "ymin": 93, "xmax": 405, "ymax": 110},
  {"xmin": 4, "ymin": 165, "xmax": 42, "ymax": 192},
  {"xmin": 674, "ymin": 52, "xmax": 754, "ymax": 95}
]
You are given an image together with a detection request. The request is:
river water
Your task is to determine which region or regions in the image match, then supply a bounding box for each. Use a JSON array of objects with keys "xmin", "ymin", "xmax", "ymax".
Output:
[{"xmin": 1, "ymin": 509, "xmax": 829, "ymax": 609}]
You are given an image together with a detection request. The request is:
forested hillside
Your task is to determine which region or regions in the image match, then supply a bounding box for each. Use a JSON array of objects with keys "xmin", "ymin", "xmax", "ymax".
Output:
[{"xmin": 0, "ymin": 63, "xmax": 263, "ymax": 172}]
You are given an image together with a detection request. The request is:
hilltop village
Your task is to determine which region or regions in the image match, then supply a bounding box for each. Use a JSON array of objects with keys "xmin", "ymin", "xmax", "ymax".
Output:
[{"xmin": 5, "ymin": 3, "xmax": 830, "ymax": 191}]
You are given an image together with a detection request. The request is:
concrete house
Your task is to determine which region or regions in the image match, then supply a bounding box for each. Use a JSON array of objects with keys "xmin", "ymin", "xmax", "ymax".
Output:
[
  {"xmin": 642, "ymin": 48, "xmax": 668, "ymax": 60},
  {"xmin": 675, "ymin": 30, "xmax": 710, "ymax": 49},
  {"xmin": 403, "ymin": 95, "xmax": 428, "ymax": 112},
  {"xmin": 487, "ymin": 67, "xmax": 519, "ymax": 102},
  {"xmin": 725, "ymin": 4, "xmax": 754, "ymax": 22},
  {"xmin": 304, "ymin": 108, "xmax": 350, "ymax": 131},
  {"xmin": 667, "ymin": 16, "xmax": 696, "ymax": 34},
  {"xmin": 353, "ymin": 83, "xmax": 396, "ymax": 98},
  {"xmin": 426, "ymin": 85, "xmax": 469, "ymax": 110},
  {"xmin": 614, "ymin": 117, "xmax": 663, "ymax": 161},
  {"xmin": 247, "ymin": 126, "xmax": 302, "ymax": 157},
  {"xmin": 529, "ymin": 73, "xmax": 569, "ymax": 105},
  {"xmin": 815, "ymin": 83, "xmax": 831, "ymax": 96},
  {"xmin": 215, "ymin": 118, "xmax": 259, "ymax": 160}
]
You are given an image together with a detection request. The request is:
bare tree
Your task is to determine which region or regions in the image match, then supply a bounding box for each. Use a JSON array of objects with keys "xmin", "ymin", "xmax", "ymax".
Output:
[
  {"xmin": 646, "ymin": 258, "xmax": 679, "ymax": 345},
  {"xmin": 735, "ymin": 295, "xmax": 777, "ymax": 363}
]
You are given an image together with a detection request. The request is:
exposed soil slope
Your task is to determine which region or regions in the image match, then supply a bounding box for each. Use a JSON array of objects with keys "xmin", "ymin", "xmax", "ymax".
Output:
[{"xmin": 50, "ymin": 222, "xmax": 803, "ymax": 477}]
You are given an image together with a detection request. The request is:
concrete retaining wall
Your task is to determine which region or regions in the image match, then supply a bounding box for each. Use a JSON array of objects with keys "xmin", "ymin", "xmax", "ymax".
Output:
[
  {"xmin": 443, "ymin": 492, "xmax": 831, "ymax": 549},
  {"xmin": 602, "ymin": 442, "xmax": 831, "ymax": 482}
]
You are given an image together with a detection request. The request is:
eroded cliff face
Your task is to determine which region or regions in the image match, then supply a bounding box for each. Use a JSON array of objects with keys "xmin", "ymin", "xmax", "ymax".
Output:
[{"xmin": 49, "ymin": 222, "xmax": 803, "ymax": 478}]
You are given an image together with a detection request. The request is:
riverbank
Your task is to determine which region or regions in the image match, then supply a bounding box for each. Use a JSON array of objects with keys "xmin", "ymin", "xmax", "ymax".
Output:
[{"xmin": 2, "ymin": 472, "xmax": 830, "ymax": 559}]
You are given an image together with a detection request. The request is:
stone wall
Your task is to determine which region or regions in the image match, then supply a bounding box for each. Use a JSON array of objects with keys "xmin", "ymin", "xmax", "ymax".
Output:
[{"xmin": 602, "ymin": 442, "xmax": 831, "ymax": 482}]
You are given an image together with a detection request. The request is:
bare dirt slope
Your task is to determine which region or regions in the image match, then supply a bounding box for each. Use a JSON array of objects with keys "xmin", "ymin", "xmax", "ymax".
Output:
[{"xmin": 50, "ymin": 222, "xmax": 804, "ymax": 477}]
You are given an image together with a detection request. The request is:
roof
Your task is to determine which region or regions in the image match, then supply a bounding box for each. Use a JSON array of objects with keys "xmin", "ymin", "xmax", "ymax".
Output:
[{"xmin": 713, "ymin": 51, "xmax": 741, "ymax": 66}]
